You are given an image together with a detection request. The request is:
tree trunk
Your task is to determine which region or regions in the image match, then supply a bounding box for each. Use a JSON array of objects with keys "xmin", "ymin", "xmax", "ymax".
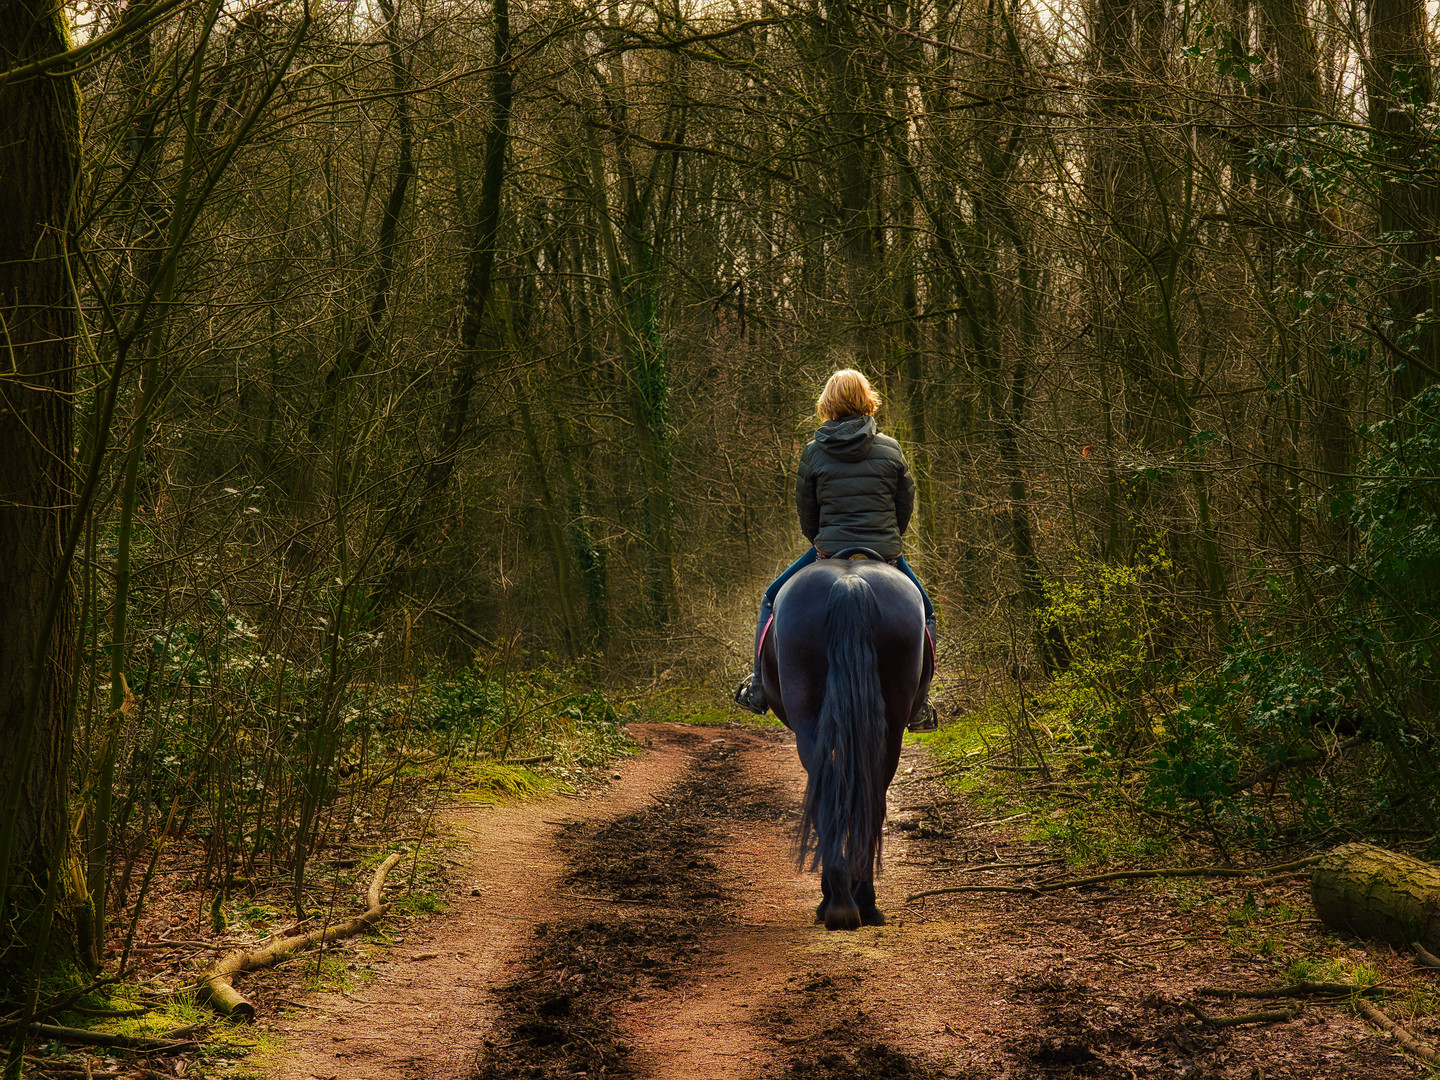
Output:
[
  {"xmin": 308, "ymin": 0, "xmax": 415, "ymax": 440},
  {"xmin": 1311, "ymin": 843, "xmax": 1440, "ymax": 951},
  {"xmin": 1363, "ymin": 0, "xmax": 1437, "ymax": 400},
  {"xmin": 386, "ymin": 0, "xmax": 512, "ymax": 588},
  {"xmin": 0, "ymin": 0, "xmax": 84, "ymax": 1001}
]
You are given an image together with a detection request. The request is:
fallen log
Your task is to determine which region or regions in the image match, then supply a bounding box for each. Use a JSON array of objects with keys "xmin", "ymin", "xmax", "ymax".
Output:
[
  {"xmin": 1311, "ymin": 843, "xmax": 1440, "ymax": 953},
  {"xmin": 200, "ymin": 851, "xmax": 404, "ymax": 1020},
  {"xmin": 1184, "ymin": 1001, "xmax": 1301, "ymax": 1028}
]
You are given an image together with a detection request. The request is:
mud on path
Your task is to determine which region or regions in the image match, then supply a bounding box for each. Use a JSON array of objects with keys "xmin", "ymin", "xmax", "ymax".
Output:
[{"xmin": 271, "ymin": 724, "xmax": 1428, "ymax": 1079}]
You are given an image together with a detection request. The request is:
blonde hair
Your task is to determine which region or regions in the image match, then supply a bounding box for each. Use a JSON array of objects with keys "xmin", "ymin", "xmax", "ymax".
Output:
[{"xmin": 816, "ymin": 368, "xmax": 881, "ymax": 422}]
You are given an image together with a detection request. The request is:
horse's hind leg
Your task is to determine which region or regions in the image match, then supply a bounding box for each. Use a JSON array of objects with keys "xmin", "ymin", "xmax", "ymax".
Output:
[
  {"xmin": 854, "ymin": 877, "xmax": 885, "ymax": 927},
  {"xmin": 822, "ymin": 866, "xmax": 861, "ymax": 931},
  {"xmin": 815, "ymin": 872, "xmax": 832, "ymax": 924}
]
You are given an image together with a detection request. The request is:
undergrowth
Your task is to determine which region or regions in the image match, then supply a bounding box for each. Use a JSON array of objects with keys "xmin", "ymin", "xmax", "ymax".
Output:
[{"xmin": 28, "ymin": 661, "xmax": 637, "ymax": 1073}]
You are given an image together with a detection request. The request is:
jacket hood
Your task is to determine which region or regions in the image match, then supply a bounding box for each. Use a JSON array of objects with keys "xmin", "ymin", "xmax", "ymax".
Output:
[{"xmin": 816, "ymin": 415, "xmax": 877, "ymax": 462}]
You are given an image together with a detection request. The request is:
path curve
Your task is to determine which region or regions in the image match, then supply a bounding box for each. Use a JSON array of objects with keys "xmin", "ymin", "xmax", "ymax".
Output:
[{"xmin": 268, "ymin": 723, "xmax": 1427, "ymax": 1080}]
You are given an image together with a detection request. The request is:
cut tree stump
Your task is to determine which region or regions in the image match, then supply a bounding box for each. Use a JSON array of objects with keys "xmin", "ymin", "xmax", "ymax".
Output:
[{"xmin": 1311, "ymin": 843, "xmax": 1440, "ymax": 952}]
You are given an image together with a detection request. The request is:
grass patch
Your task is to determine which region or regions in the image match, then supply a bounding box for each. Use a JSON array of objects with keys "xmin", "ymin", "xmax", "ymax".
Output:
[
  {"xmin": 35, "ymin": 988, "xmax": 280, "ymax": 1080},
  {"xmin": 461, "ymin": 762, "xmax": 556, "ymax": 804},
  {"xmin": 1286, "ymin": 954, "xmax": 1385, "ymax": 988},
  {"xmin": 632, "ymin": 685, "xmax": 786, "ymax": 730}
]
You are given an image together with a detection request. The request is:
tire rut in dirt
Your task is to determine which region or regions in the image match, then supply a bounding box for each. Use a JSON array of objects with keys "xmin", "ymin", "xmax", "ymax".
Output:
[{"xmin": 472, "ymin": 738, "xmax": 790, "ymax": 1079}]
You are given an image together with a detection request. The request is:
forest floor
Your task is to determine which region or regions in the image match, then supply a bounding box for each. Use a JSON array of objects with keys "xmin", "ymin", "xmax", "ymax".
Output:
[{"xmin": 252, "ymin": 721, "xmax": 1437, "ymax": 1080}]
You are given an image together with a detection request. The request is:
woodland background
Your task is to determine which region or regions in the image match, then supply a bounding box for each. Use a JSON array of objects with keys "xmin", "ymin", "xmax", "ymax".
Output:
[{"xmin": 1, "ymin": 0, "xmax": 1437, "ymax": 1025}]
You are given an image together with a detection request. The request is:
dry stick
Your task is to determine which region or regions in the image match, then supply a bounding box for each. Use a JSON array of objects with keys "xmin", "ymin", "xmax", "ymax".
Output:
[
  {"xmin": 905, "ymin": 856, "xmax": 1323, "ymax": 903},
  {"xmin": 20, "ymin": 1024, "xmax": 196, "ymax": 1053},
  {"xmin": 1356, "ymin": 1000, "xmax": 1440, "ymax": 1067},
  {"xmin": 1184, "ymin": 1001, "xmax": 1302, "ymax": 1028},
  {"xmin": 1195, "ymin": 982, "xmax": 1384, "ymax": 999},
  {"xmin": 199, "ymin": 852, "xmax": 404, "ymax": 1020}
]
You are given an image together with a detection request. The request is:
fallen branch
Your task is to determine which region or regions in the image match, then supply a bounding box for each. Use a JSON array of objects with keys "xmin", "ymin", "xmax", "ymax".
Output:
[
  {"xmin": 906, "ymin": 883, "xmax": 1041, "ymax": 901},
  {"xmin": 1356, "ymin": 999, "xmax": 1440, "ymax": 1067},
  {"xmin": 1184, "ymin": 1001, "xmax": 1302, "ymax": 1028},
  {"xmin": 1195, "ymin": 982, "xmax": 1383, "ymax": 999},
  {"xmin": 200, "ymin": 852, "xmax": 404, "ymax": 1020},
  {"xmin": 1029, "ymin": 856, "xmax": 1322, "ymax": 893},
  {"xmin": 23, "ymin": 1022, "xmax": 196, "ymax": 1053},
  {"xmin": 905, "ymin": 856, "xmax": 1322, "ymax": 903},
  {"xmin": 964, "ymin": 812, "xmax": 1031, "ymax": 829}
]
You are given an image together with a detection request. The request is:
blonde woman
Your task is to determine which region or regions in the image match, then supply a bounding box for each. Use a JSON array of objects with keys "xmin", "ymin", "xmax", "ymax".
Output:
[{"xmin": 735, "ymin": 369, "xmax": 936, "ymax": 726}]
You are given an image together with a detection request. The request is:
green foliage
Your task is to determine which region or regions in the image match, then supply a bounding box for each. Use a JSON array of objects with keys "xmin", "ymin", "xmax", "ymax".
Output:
[
  {"xmin": 1039, "ymin": 546, "xmax": 1174, "ymax": 749},
  {"xmin": 1145, "ymin": 678, "xmax": 1241, "ymax": 815}
]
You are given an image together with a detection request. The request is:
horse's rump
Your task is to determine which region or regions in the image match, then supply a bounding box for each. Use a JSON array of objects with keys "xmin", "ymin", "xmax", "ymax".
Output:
[{"xmin": 768, "ymin": 560, "xmax": 930, "ymax": 882}]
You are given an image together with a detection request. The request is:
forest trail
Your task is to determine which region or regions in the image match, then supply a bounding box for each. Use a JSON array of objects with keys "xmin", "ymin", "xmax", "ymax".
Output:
[{"xmin": 267, "ymin": 725, "xmax": 1423, "ymax": 1080}]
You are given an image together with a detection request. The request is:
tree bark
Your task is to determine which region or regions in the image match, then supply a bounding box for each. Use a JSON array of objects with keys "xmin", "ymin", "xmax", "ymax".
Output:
[
  {"xmin": 1363, "ymin": 0, "xmax": 1437, "ymax": 399},
  {"xmin": 385, "ymin": 0, "xmax": 512, "ymax": 587},
  {"xmin": 308, "ymin": 0, "xmax": 415, "ymax": 440},
  {"xmin": 1311, "ymin": 842, "xmax": 1440, "ymax": 951},
  {"xmin": 0, "ymin": 0, "xmax": 84, "ymax": 999}
]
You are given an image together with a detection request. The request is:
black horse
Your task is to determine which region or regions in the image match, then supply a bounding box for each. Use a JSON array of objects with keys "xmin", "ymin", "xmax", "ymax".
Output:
[{"xmin": 759, "ymin": 552, "xmax": 934, "ymax": 930}]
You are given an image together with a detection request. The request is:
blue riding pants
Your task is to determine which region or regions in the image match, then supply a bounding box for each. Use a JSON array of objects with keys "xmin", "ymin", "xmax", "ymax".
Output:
[{"xmin": 752, "ymin": 548, "xmax": 935, "ymax": 672}]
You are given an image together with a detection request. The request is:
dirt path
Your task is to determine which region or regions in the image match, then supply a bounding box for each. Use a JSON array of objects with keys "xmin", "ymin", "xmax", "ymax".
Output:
[{"xmin": 268, "ymin": 724, "xmax": 1429, "ymax": 1079}]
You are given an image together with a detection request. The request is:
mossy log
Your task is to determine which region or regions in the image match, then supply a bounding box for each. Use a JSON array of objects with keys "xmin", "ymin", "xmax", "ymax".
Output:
[{"xmin": 1311, "ymin": 842, "xmax": 1440, "ymax": 951}]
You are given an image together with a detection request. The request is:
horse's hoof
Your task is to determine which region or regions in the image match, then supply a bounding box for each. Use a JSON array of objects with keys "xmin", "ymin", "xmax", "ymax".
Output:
[
  {"xmin": 824, "ymin": 903, "xmax": 862, "ymax": 932},
  {"xmin": 860, "ymin": 907, "xmax": 886, "ymax": 927},
  {"xmin": 814, "ymin": 899, "xmax": 828, "ymax": 924}
]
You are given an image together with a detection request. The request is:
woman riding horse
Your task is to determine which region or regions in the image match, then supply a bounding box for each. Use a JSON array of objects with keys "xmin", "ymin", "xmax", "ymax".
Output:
[
  {"xmin": 733, "ymin": 369, "xmax": 938, "ymax": 930},
  {"xmin": 734, "ymin": 368, "xmax": 937, "ymax": 730}
]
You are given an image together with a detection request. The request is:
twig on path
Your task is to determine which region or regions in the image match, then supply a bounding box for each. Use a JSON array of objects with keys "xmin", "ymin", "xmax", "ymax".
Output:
[
  {"xmin": 905, "ymin": 855, "xmax": 1323, "ymax": 903},
  {"xmin": 1184, "ymin": 1002, "xmax": 1302, "ymax": 1028},
  {"xmin": 564, "ymin": 892, "xmax": 649, "ymax": 905},
  {"xmin": 1357, "ymin": 1000, "xmax": 1440, "ymax": 1066},
  {"xmin": 964, "ymin": 812, "xmax": 1031, "ymax": 829},
  {"xmin": 1195, "ymin": 982, "xmax": 1384, "ymax": 999},
  {"xmin": 922, "ymin": 857, "xmax": 1064, "ymax": 874},
  {"xmin": 906, "ymin": 883, "xmax": 1042, "ymax": 900},
  {"xmin": 199, "ymin": 852, "xmax": 404, "ymax": 1020}
]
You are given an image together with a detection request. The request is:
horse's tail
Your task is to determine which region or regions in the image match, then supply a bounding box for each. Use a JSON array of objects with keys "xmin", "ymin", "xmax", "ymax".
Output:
[{"xmin": 798, "ymin": 573, "xmax": 889, "ymax": 878}]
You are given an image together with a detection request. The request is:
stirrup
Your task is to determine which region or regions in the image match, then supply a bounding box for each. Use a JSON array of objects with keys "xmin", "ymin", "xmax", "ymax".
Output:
[
  {"xmin": 907, "ymin": 699, "xmax": 938, "ymax": 733},
  {"xmin": 733, "ymin": 674, "xmax": 768, "ymax": 715}
]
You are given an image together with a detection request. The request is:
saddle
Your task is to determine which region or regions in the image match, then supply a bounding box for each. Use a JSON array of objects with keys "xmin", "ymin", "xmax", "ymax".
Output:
[{"xmin": 817, "ymin": 546, "xmax": 888, "ymax": 562}]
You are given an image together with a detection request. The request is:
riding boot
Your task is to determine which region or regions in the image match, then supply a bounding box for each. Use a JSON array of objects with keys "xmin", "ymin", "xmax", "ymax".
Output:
[
  {"xmin": 907, "ymin": 616, "xmax": 939, "ymax": 733},
  {"xmin": 734, "ymin": 596, "xmax": 773, "ymax": 715},
  {"xmin": 734, "ymin": 671, "xmax": 768, "ymax": 715}
]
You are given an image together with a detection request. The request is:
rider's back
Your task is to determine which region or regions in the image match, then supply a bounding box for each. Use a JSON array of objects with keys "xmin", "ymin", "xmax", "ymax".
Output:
[{"xmin": 796, "ymin": 415, "xmax": 915, "ymax": 559}]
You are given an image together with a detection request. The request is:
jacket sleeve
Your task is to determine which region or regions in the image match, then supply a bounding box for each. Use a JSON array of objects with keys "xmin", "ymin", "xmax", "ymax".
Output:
[
  {"xmin": 895, "ymin": 450, "xmax": 916, "ymax": 535},
  {"xmin": 795, "ymin": 445, "xmax": 820, "ymax": 541}
]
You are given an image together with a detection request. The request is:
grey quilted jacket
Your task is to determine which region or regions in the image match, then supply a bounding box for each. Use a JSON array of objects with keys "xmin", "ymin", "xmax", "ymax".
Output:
[{"xmin": 795, "ymin": 416, "xmax": 915, "ymax": 558}]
